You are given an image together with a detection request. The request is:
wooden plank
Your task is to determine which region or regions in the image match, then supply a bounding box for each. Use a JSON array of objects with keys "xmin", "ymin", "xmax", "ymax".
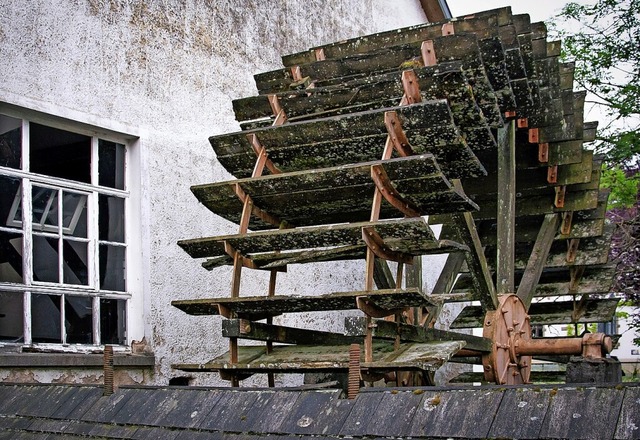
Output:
[
  {"xmin": 450, "ymin": 298, "xmax": 620, "ymax": 328},
  {"xmin": 257, "ymin": 35, "xmax": 488, "ymax": 94},
  {"xmin": 173, "ymin": 340, "xmax": 462, "ymax": 373},
  {"xmin": 488, "ymin": 388, "xmax": 552, "ymax": 438},
  {"xmin": 615, "ymin": 387, "xmax": 640, "ymax": 439},
  {"xmin": 408, "ymin": 388, "xmax": 504, "ymax": 438},
  {"xmin": 221, "ymin": 319, "xmax": 361, "ymax": 346},
  {"xmin": 201, "ymin": 239, "xmax": 468, "ymax": 270},
  {"xmin": 172, "ymin": 288, "xmax": 433, "ymax": 319},
  {"xmin": 496, "ymin": 121, "xmax": 516, "ymax": 294},
  {"xmin": 180, "ymin": 217, "xmax": 445, "ymax": 259},
  {"xmin": 540, "ymin": 387, "xmax": 624, "ymax": 439},
  {"xmin": 452, "ymin": 264, "xmax": 615, "ymax": 298},
  {"xmin": 191, "ymin": 155, "xmax": 479, "ymax": 231},
  {"xmin": 281, "ymin": 14, "xmax": 504, "ymax": 66},
  {"xmin": 517, "ymin": 213, "xmax": 561, "ymax": 309},
  {"xmin": 344, "ymin": 316, "xmax": 492, "ymax": 352}
]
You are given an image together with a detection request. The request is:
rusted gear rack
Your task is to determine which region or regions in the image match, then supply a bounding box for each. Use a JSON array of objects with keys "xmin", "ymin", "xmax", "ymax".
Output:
[{"xmin": 172, "ymin": 7, "xmax": 618, "ymax": 390}]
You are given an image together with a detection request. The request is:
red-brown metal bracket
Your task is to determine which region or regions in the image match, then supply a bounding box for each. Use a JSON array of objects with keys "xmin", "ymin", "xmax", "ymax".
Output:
[
  {"xmin": 247, "ymin": 133, "xmax": 282, "ymax": 175},
  {"xmin": 233, "ymin": 184, "xmax": 282, "ymax": 229},
  {"xmin": 569, "ymin": 266, "xmax": 585, "ymax": 293},
  {"xmin": 267, "ymin": 94, "xmax": 288, "ymax": 125},
  {"xmin": 441, "ymin": 22, "xmax": 455, "ymax": 36},
  {"xmin": 538, "ymin": 143, "xmax": 549, "ymax": 163},
  {"xmin": 314, "ymin": 48, "xmax": 326, "ymax": 61},
  {"xmin": 384, "ymin": 111, "xmax": 414, "ymax": 157},
  {"xmin": 517, "ymin": 118, "xmax": 528, "ymax": 128},
  {"xmin": 561, "ymin": 211, "xmax": 573, "ymax": 235},
  {"xmin": 529, "ymin": 127, "xmax": 539, "ymax": 143},
  {"xmin": 555, "ymin": 185, "xmax": 566, "ymax": 208},
  {"xmin": 421, "ymin": 40, "xmax": 437, "ymax": 66},
  {"xmin": 400, "ymin": 70, "xmax": 422, "ymax": 106},
  {"xmin": 566, "ymin": 238, "xmax": 580, "ymax": 263},
  {"xmin": 505, "ymin": 110, "xmax": 517, "ymax": 119},
  {"xmin": 547, "ymin": 165, "xmax": 558, "ymax": 184},
  {"xmin": 362, "ymin": 226, "xmax": 414, "ymax": 264},
  {"xmin": 370, "ymin": 164, "xmax": 421, "ymax": 218},
  {"xmin": 291, "ymin": 65, "xmax": 303, "ymax": 81}
]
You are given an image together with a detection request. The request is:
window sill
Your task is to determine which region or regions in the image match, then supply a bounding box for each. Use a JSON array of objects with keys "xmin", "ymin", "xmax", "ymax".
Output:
[{"xmin": 0, "ymin": 352, "xmax": 155, "ymax": 368}]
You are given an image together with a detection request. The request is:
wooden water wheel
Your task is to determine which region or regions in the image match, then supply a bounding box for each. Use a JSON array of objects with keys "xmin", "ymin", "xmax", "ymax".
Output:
[{"xmin": 172, "ymin": 6, "xmax": 618, "ymax": 392}]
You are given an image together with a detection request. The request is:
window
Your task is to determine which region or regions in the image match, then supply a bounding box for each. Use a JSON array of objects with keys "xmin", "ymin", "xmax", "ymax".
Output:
[{"xmin": 0, "ymin": 108, "xmax": 131, "ymax": 346}]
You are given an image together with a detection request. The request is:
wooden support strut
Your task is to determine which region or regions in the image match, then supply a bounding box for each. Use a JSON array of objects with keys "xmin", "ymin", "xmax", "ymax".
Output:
[{"xmin": 496, "ymin": 121, "xmax": 516, "ymax": 295}]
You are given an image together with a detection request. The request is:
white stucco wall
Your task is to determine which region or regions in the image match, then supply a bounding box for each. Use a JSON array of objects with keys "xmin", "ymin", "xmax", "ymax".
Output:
[{"xmin": 0, "ymin": 0, "xmax": 442, "ymax": 386}]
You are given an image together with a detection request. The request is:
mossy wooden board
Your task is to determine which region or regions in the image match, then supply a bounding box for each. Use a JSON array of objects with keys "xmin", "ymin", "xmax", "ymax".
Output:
[
  {"xmin": 485, "ymin": 225, "xmax": 613, "ymax": 269},
  {"xmin": 191, "ymin": 155, "xmax": 478, "ymax": 230},
  {"xmin": 450, "ymin": 298, "xmax": 620, "ymax": 328},
  {"xmin": 172, "ymin": 340, "xmax": 464, "ymax": 373},
  {"xmin": 234, "ymin": 63, "xmax": 495, "ymax": 143},
  {"xmin": 451, "ymin": 264, "xmax": 616, "ymax": 298},
  {"xmin": 281, "ymin": 14, "xmax": 503, "ymax": 66},
  {"xmin": 256, "ymin": 35, "xmax": 487, "ymax": 94},
  {"xmin": 179, "ymin": 217, "xmax": 445, "ymax": 258},
  {"xmin": 211, "ymin": 101, "xmax": 485, "ymax": 180},
  {"xmin": 172, "ymin": 288, "xmax": 432, "ymax": 319},
  {"xmin": 201, "ymin": 239, "xmax": 467, "ymax": 270}
]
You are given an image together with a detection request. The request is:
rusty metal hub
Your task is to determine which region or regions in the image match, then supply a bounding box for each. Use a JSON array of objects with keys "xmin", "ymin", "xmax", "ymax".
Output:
[
  {"xmin": 482, "ymin": 294, "xmax": 614, "ymax": 385},
  {"xmin": 482, "ymin": 294, "xmax": 532, "ymax": 385}
]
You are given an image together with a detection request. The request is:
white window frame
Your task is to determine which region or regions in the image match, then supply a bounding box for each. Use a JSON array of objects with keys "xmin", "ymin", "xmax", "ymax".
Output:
[{"xmin": 0, "ymin": 101, "xmax": 142, "ymax": 349}]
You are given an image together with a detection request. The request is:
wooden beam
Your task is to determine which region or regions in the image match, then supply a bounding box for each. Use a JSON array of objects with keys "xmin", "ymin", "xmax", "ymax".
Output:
[
  {"xmin": 222, "ymin": 319, "xmax": 361, "ymax": 345},
  {"xmin": 451, "ymin": 207, "xmax": 498, "ymax": 311},
  {"xmin": 516, "ymin": 213, "xmax": 561, "ymax": 310},
  {"xmin": 373, "ymin": 257, "xmax": 396, "ymax": 290},
  {"xmin": 344, "ymin": 317, "xmax": 492, "ymax": 352},
  {"xmin": 496, "ymin": 120, "xmax": 516, "ymax": 294}
]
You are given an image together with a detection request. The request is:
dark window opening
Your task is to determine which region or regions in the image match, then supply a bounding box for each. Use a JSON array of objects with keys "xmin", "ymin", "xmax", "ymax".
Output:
[
  {"xmin": 29, "ymin": 123, "xmax": 91, "ymax": 183},
  {"xmin": 65, "ymin": 296, "xmax": 93, "ymax": 344},
  {"xmin": 100, "ymin": 298, "xmax": 126, "ymax": 344},
  {"xmin": 0, "ymin": 291, "xmax": 23, "ymax": 342},
  {"xmin": 0, "ymin": 114, "xmax": 21, "ymax": 169},
  {"xmin": 32, "ymin": 294, "xmax": 62, "ymax": 343}
]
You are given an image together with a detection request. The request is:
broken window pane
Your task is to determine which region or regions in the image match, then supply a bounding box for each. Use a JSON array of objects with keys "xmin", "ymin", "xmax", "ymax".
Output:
[
  {"xmin": 30, "ymin": 123, "xmax": 90, "ymax": 184},
  {"xmin": 100, "ymin": 298, "xmax": 126, "ymax": 344},
  {"xmin": 62, "ymin": 191, "xmax": 87, "ymax": 238},
  {"xmin": 0, "ymin": 114, "xmax": 22, "ymax": 169},
  {"xmin": 65, "ymin": 295, "xmax": 92, "ymax": 344},
  {"xmin": 99, "ymin": 195, "xmax": 124, "ymax": 243},
  {"xmin": 0, "ymin": 291, "xmax": 23, "ymax": 342},
  {"xmin": 32, "ymin": 294, "xmax": 61, "ymax": 343},
  {"xmin": 99, "ymin": 139, "xmax": 125, "ymax": 190},
  {"xmin": 63, "ymin": 239, "xmax": 88, "ymax": 285},
  {"xmin": 33, "ymin": 235, "xmax": 59, "ymax": 283},
  {"xmin": 32, "ymin": 186, "xmax": 58, "ymax": 231},
  {"xmin": 1, "ymin": 175, "xmax": 21, "ymax": 228},
  {"xmin": 99, "ymin": 244, "xmax": 125, "ymax": 291},
  {"xmin": 0, "ymin": 231, "xmax": 22, "ymax": 283}
]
